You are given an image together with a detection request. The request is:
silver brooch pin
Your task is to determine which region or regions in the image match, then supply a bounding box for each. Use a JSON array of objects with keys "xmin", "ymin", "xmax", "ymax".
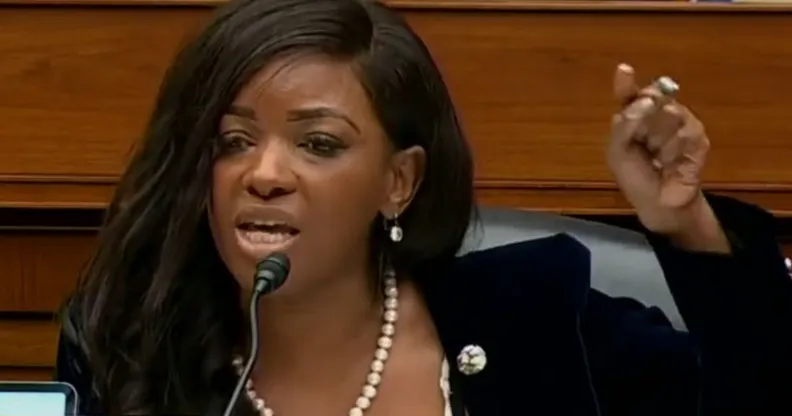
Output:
[{"xmin": 456, "ymin": 344, "xmax": 487, "ymax": 375}]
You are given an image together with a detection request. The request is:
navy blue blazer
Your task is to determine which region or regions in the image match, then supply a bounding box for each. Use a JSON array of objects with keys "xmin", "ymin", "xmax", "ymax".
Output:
[{"xmin": 56, "ymin": 194, "xmax": 792, "ymax": 415}]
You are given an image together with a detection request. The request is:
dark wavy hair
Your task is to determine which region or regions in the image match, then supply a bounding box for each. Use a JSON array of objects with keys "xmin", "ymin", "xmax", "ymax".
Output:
[{"xmin": 62, "ymin": 0, "xmax": 474, "ymax": 414}]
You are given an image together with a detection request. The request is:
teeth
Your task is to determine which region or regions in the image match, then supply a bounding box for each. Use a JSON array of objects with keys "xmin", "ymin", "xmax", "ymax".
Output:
[
  {"xmin": 240, "ymin": 230, "xmax": 294, "ymax": 244},
  {"xmin": 248, "ymin": 220, "xmax": 288, "ymax": 227}
]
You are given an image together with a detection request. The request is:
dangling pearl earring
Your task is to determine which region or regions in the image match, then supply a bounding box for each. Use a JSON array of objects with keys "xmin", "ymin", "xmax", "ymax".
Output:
[{"xmin": 387, "ymin": 213, "xmax": 403, "ymax": 243}]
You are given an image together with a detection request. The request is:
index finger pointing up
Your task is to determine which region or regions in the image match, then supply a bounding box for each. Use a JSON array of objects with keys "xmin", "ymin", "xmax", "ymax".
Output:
[{"xmin": 614, "ymin": 63, "xmax": 639, "ymax": 107}]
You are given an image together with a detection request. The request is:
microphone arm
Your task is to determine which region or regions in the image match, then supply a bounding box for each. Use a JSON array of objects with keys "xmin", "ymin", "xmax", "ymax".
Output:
[
  {"xmin": 222, "ymin": 286, "xmax": 265, "ymax": 416},
  {"xmin": 222, "ymin": 253, "xmax": 290, "ymax": 416}
]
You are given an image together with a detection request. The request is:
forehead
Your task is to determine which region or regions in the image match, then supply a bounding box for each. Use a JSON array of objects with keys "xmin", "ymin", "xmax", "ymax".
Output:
[{"xmin": 232, "ymin": 55, "xmax": 374, "ymax": 120}]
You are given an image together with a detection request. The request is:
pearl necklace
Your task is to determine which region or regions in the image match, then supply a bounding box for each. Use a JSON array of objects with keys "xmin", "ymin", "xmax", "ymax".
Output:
[{"xmin": 232, "ymin": 269, "xmax": 399, "ymax": 416}]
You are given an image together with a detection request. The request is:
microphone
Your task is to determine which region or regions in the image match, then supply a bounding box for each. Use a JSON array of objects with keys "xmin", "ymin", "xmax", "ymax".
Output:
[
  {"xmin": 253, "ymin": 252, "xmax": 290, "ymax": 295},
  {"xmin": 222, "ymin": 253, "xmax": 291, "ymax": 416}
]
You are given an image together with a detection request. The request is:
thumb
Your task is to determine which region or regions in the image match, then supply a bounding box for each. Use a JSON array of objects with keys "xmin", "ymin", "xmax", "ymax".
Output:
[{"xmin": 613, "ymin": 63, "xmax": 639, "ymax": 106}]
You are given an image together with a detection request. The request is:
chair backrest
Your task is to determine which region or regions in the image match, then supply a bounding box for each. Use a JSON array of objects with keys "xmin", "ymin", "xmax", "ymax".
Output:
[{"xmin": 459, "ymin": 207, "xmax": 684, "ymax": 330}]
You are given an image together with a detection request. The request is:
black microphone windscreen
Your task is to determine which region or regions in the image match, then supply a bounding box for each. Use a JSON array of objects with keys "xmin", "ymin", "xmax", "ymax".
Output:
[{"xmin": 255, "ymin": 253, "xmax": 290, "ymax": 292}]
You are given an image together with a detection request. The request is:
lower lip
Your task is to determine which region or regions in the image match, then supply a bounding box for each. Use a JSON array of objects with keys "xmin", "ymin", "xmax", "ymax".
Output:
[{"xmin": 234, "ymin": 229, "xmax": 299, "ymax": 259}]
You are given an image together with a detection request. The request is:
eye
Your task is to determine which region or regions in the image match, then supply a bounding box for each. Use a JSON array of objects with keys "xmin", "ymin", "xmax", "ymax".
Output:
[
  {"xmin": 216, "ymin": 131, "xmax": 255, "ymax": 155},
  {"xmin": 299, "ymin": 133, "xmax": 346, "ymax": 157}
]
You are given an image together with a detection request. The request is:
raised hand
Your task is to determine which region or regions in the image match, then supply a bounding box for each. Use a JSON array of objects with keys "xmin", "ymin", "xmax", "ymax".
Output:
[{"xmin": 608, "ymin": 64, "xmax": 729, "ymax": 252}]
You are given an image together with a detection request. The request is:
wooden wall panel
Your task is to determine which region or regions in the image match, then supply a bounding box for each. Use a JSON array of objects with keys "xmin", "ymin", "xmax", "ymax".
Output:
[
  {"xmin": 0, "ymin": 236, "xmax": 25, "ymax": 310},
  {"xmin": 0, "ymin": 6, "xmax": 209, "ymax": 203},
  {"xmin": 413, "ymin": 12, "xmax": 792, "ymax": 186},
  {"xmin": 0, "ymin": 319, "xmax": 59, "ymax": 378},
  {"xmin": 0, "ymin": 320, "xmax": 59, "ymax": 367},
  {"xmin": 0, "ymin": 3, "xmax": 791, "ymax": 214},
  {"xmin": 20, "ymin": 232, "xmax": 95, "ymax": 312},
  {"xmin": 0, "ymin": 231, "xmax": 94, "ymax": 312},
  {"xmin": 0, "ymin": 367, "xmax": 53, "ymax": 381}
]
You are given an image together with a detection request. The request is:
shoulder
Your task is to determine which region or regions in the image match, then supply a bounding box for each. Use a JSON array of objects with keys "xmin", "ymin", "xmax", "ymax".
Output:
[
  {"xmin": 417, "ymin": 233, "xmax": 592, "ymax": 317},
  {"xmin": 456, "ymin": 233, "xmax": 590, "ymax": 294},
  {"xmin": 454, "ymin": 232, "xmax": 590, "ymax": 277}
]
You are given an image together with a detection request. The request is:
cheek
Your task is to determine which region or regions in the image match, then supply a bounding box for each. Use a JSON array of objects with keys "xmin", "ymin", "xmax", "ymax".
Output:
[
  {"xmin": 210, "ymin": 162, "xmax": 242, "ymax": 215},
  {"xmin": 304, "ymin": 160, "xmax": 389, "ymax": 239},
  {"xmin": 208, "ymin": 166, "xmax": 239, "ymax": 253}
]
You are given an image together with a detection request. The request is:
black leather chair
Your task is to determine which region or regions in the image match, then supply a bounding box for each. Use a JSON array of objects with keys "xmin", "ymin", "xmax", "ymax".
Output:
[{"xmin": 461, "ymin": 208, "xmax": 685, "ymax": 330}]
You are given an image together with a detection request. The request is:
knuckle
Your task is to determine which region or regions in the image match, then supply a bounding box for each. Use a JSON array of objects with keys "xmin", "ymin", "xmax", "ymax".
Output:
[{"xmin": 702, "ymin": 136, "xmax": 711, "ymax": 150}]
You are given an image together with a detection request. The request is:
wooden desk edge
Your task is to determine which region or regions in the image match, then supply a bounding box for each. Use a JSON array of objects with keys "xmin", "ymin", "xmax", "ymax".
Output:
[{"xmin": 1, "ymin": 0, "xmax": 792, "ymax": 13}]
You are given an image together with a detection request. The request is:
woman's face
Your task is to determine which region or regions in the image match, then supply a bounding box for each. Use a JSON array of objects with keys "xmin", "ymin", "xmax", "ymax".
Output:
[{"xmin": 209, "ymin": 55, "xmax": 423, "ymax": 294}]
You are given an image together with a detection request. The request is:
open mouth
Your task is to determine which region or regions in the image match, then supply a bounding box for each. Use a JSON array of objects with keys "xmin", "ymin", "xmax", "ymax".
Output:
[
  {"xmin": 234, "ymin": 221, "xmax": 301, "ymax": 257},
  {"xmin": 237, "ymin": 221, "xmax": 300, "ymax": 242}
]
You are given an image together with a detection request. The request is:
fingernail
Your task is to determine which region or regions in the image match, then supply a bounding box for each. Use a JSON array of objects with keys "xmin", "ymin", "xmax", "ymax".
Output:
[{"xmin": 618, "ymin": 63, "xmax": 634, "ymax": 73}]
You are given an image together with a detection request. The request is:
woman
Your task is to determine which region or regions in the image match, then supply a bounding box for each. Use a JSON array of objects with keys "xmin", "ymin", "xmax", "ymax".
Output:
[{"xmin": 55, "ymin": 0, "xmax": 792, "ymax": 415}]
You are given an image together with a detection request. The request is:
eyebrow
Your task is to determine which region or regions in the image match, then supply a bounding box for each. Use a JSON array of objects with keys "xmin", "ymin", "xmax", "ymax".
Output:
[
  {"xmin": 287, "ymin": 107, "xmax": 360, "ymax": 133},
  {"xmin": 226, "ymin": 105, "xmax": 257, "ymax": 120},
  {"xmin": 224, "ymin": 105, "xmax": 360, "ymax": 133}
]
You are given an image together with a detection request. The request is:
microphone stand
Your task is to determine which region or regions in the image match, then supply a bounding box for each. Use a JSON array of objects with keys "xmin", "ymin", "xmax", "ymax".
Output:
[{"xmin": 221, "ymin": 278, "xmax": 270, "ymax": 416}]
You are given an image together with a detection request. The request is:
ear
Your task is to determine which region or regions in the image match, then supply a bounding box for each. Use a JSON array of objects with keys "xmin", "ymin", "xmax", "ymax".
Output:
[{"xmin": 381, "ymin": 145, "xmax": 426, "ymax": 217}]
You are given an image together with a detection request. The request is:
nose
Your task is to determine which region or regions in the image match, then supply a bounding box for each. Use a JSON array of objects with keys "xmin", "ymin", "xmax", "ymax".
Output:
[{"xmin": 245, "ymin": 140, "xmax": 297, "ymax": 200}]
